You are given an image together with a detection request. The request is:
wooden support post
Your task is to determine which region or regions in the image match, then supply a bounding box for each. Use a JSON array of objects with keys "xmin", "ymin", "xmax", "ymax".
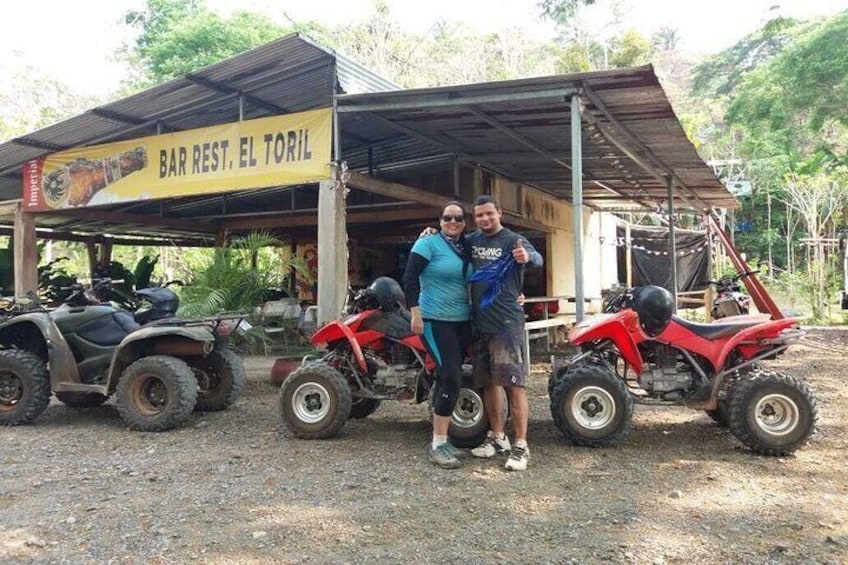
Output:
[
  {"xmin": 289, "ymin": 239, "xmax": 298, "ymax": 297},
  {"xmin": 705, "ymin": 285, "xmax": 715, "ymax": 321},
  {"xmin": 317, "ymin": 177, "xmax": 348, "ymax": 325},
  {"xmin": 13, "ymin": 204, "xmax": 37, "ymax": 297},
  {"xmin": 102, "ymin": 239, "xmax": 113, "ymax": 267},
  {"xmin": 215, "ymin": 227, "xmax": 229, "ymax": 248},
  {"xmin": 86, "ymin": 241, "xmax": 98, "ymax": 277}
]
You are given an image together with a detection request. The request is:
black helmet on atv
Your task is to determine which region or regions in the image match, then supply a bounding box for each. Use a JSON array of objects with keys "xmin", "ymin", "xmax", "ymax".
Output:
[
  {"xmin": 632, "ymin": 285, "xmax": 674, "ymax": 336},
  {"xmin": 363, "ymin": 277, "xmax": 406, "ymax": 312}
]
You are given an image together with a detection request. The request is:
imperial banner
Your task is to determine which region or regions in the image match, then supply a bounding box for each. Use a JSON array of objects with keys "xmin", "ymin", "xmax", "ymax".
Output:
[{"xmin": 22, "ymin": 108, "xmax": 332, "ymax": 211}]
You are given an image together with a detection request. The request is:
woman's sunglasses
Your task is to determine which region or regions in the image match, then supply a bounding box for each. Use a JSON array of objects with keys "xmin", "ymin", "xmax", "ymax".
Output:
[{"xmin": 441, "ymin": 214, "xmax": 465, "ymax": 223}]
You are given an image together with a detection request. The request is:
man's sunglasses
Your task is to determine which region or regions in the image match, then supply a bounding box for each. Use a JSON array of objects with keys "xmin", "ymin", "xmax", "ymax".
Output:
[{"xmin": 441, "ymin": 215, "xmax": 465, "ymax": 223}]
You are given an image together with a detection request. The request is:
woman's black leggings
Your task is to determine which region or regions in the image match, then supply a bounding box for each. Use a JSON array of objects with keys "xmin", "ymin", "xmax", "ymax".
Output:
[{"xmin": 422, "ymin": 319, "xmax": 471, "ymax": 417}]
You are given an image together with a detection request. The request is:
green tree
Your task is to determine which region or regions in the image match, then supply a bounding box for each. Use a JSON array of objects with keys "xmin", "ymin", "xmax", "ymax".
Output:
[
  {"xmin": 124, "ymin": 0, "xmax": 304, "ymax": 85},
  {"xmin": 178, "ymin": 231, "xmax": 296, "ymax": 317},
  {"xmin": 538, "ymin": 0, "xmax": 597, "ymax": 25},
  {"xmin": 725, "ymin": 11, "xmax": 848, "ymax": 156},
  {"xmin": 0, "ymin": 68, "xmax": 99, "ymax": 141},
  {"xmin": 609, "ymin": 29, "xmax": 651, "ymax": 68}
]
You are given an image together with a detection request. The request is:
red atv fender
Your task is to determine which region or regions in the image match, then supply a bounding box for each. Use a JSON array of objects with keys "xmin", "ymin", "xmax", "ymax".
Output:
[
  {"xmin": 310, "ymin": 311, "xmax": 373, "ymax": 372},
  {"xmin": 568, "ymin": 310, "xmax": 646, "ymax": 375},
  {"xmin": 400, "ymin": 335, "xmax": 437, "ymax": 371},
  {"xmin": 713, "ymin": 317, "xmax": 801, "ymax": 370}
]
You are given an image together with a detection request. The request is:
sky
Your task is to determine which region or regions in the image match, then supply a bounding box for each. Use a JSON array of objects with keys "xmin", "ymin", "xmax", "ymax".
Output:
[{"xmin": 1, "ymin": 0, "xmax": 845, "ymax": 97}]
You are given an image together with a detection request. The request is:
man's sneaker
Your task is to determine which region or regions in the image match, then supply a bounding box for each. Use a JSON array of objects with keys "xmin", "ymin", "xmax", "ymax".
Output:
[
  {"xmin": 429, "ymin": 443, "xmax": 462, "ymax": 469},
  {"xmin": 505, "ymin": 445, "xmax": 530, "ymax": 471},
  {"xmin": 471, "ymin": 434, "xmax": 511, "ymax": 458}
]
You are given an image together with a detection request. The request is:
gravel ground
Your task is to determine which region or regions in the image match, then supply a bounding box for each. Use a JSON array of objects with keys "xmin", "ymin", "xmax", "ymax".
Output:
[{"xmin": 1, "ymin": 328, "xmax": 847, "ymax": 565}]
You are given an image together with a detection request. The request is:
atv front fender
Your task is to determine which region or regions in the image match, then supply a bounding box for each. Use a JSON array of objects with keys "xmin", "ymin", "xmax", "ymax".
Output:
[
  {"xmin": 0, "ymin": 313, "xmax": 81, "ymax": 387},
  {"xmin": 311, "ymin": 321, "xmax": 367, "ymax": 373},
  {"xmin": 105, "ymin": 325, "xmax": 216, "ymax": 391},
  {"xmin": 568, "ymin": 310, "xmax": 645, "ymax": 375}
]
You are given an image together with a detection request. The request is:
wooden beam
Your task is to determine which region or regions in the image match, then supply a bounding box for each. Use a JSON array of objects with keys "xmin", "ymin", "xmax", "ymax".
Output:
[
  {"xmin": 317, "ymin": 178, "xmax": 348, "ymax": 325},
  {"xmin": 221, "ymin": 205, "xmax": 437, "ymax": 231},
  {"xmin": 13, "ymin": 205, "xmax": 37, "ymax": 296},
  {"xmin": 0, "ymin": 226, "xmax": 212, "ymax": 247},
  {"xmin": 48, "ymin": 208, "xmax": 216, "ymax": 233},
  {"xmin": 0, "ymin": 199, "xmax": 23, "ymax": 218},
  {"xmin": 346, "ymin": 171, "xmax": 553, "ymax": 233}
]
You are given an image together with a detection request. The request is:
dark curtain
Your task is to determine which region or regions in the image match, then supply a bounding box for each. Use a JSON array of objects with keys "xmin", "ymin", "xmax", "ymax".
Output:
[{"xmin": 616, "ymin": 225, "xmax": 710, "ymax": 297}]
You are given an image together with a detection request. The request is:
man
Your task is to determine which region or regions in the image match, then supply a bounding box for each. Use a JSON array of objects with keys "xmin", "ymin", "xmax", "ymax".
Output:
[{"xmin": 466, "ymin": 195, "xmax": 543, "ymax": 471}]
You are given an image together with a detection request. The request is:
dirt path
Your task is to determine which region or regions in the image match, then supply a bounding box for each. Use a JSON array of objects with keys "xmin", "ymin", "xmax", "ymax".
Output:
[{"xmin": 1, "ymin": 329, "xmax": 847, "ymax": 564}]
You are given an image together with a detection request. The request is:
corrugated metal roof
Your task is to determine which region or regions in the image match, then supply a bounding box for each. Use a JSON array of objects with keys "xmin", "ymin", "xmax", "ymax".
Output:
[
  {"xmin": 337, "ymin": 65, "xmax": 737, "ymax": 212},
  {"xmin": 0, "ymin": 34, "xmax": 363, "ymax": 201},
  {"xmin": 0, "ymin": 38, "xmax": 734, "ymax": 243}
]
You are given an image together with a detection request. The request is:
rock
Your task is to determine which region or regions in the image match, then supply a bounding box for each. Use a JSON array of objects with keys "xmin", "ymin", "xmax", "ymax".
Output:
[
  {"xmin": 25, "ymin": 537, "xmax": 46, "ymax": 548},
  {"xmin": 669, "ymin": 490, "xmax": 682, "ymax": 499},
  {"xmin": 252, "ymin": 531, "xmax": 268, "ymax": 539}
]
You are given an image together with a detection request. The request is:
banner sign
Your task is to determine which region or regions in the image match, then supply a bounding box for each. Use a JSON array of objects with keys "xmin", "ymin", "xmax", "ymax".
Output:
[{"xmin": 23, "ymin": 108, "xmax": 332, "ymax": 211}]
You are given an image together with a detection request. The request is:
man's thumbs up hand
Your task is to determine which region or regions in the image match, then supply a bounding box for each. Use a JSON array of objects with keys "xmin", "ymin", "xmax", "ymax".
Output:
[{"xmin": 513, "ymin": 238, "xmax": 529, "ymax": 264}]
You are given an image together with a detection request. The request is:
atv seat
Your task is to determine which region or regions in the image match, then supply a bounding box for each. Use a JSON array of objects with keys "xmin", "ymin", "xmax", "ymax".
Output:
[
  {"xmin": 76, "ymin": 311, "xmax": 141, "ymax": 346},
  {"xmin": 671, "ymin": 315, "xmax": 765, "ymax": 340}
]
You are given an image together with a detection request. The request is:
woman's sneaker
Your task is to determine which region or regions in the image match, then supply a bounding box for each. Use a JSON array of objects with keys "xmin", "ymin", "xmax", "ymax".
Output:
[
  {"xmin": 445, "ymin": 442, "xmax": 468, "ymax": 459},
  {"xmin": 471, "ymin": 433, "xmax": 511, "ymax": 458},
  {"xmin": 429, "ymin": 443, "xmax": 463, "ymax": 469},
  {"xmin": 505, "ymin": 445, "xmax": 530, "ymax": 471}
]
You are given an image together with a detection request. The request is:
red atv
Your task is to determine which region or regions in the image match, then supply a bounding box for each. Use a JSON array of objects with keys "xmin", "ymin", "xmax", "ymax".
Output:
[
  {"xmin": 548, "ymin": 285, "xmax": 817, "ymax": 456},
  {"xmin": 278, "ymin": 277, "xmax": 489, "ymax": 446}
]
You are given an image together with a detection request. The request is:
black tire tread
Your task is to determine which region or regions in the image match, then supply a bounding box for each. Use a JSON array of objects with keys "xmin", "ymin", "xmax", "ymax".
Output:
[
  {"xmin": 727, "ymin": 368, "xmax": 818, "ymax": 456},
  {"xmin": 447, "ymin": 387, "xmax": 490, "ymax": 448},
  {"xmin": 279, "ymin": 363, "xmax": 352, "ymax": 439},
  {"xmin": 192, "ymin": 348, "xmax": 246, "ymax": 412},
  {"xmin": 349, "ymin": 397, "xmax": 381, "ymax": 419},
  {"xmin": 116, "ymin": 355, "xmax": 198, "ymax": 432},
  {"xmin": 550, "ymin": 363, "xmax": 634, "ymax": 447},
  {"xmin": 0, "ymin": 349, "xmax": 51, "ymax": 425}
]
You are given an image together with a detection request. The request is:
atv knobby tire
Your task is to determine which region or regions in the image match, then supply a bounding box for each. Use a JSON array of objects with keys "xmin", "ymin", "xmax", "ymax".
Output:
[
  {"xmin": 189, "ymin": 348, "xmax": 245, "ymax": 412},
  {"xmin": 705, "ymin": 404, "xmax": 729, "ymax": 427},
  {"xmin": 349, "ymin": 397, "xmax": 381, "ymax": 419},
  {"xmin": 705, "ymin": 374, "xmax": 738, "ymax": 428},
  {"xmin": 550, "ymin": 363, "xmax": 634, "ymax": 447},
  {"xmin": 547, "ymin": 364, "xmax": 571, "ymax": 398},
  {"xmin": 116, "ymin": 355, "xmax": 198, "ymax": 432},
  {"xmin": 727, "ymin": 368, "xmax": 817, "ymax": 456},
  {"xmin": 447, "ymin": 387, "xmax": 489, "ymax": 448},
  {"xmin": 0, "ymin": 349, "xmax": 51, "ymax": 425},
  {"xmin": 279, "ymin": 363, "xmax": 351, "ymax": 439},
  {"xmin": 55, "ymin": 392, "xmax": 109, "ymax": 408}
]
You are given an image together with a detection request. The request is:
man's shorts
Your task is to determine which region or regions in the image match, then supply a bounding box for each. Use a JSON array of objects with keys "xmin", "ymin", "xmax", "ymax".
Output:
[{"xmin": 472, "ymin": 331, "xmax": 525, "ymax": 388}]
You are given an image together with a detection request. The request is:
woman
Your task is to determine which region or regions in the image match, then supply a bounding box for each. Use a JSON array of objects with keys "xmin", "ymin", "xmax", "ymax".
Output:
[{"xmin": 402, "ymin": 201, "xmax": 472, "ymax": 469}]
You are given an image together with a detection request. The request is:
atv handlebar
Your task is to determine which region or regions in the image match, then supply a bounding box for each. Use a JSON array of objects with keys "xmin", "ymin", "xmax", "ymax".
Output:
[{"xmin": 602, "ymin": 287, "xmax": 633, "ymax": 313}]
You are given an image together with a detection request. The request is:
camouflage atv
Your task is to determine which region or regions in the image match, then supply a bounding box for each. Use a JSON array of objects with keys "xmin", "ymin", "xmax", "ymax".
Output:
[{"xmin": 0, "ymin": 285, "xmax": 245, "ymax": 432}]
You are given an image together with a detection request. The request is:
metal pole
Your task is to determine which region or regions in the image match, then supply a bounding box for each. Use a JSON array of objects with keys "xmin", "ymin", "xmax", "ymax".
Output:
[
  {"xmin": 571, "ymin": 94, "xmax": 585, "ymax": 322},
  {"xmin": 238, "ymin": 93, "xmax": 244, "ymax": 122},
  {"xmin": 337, "ymin": 87, "xmax": 579, "ymax": 113},
  {"xmin": 666, "ymin": 176, "xmax": 678, "ymax": 312},
  {"xmin": 333, "ymin": 89, "xmax": 341, "ymax": 164},
  {"xmin": 625, "ymin": 214, "xmax": 632, "ymax": 287}
]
